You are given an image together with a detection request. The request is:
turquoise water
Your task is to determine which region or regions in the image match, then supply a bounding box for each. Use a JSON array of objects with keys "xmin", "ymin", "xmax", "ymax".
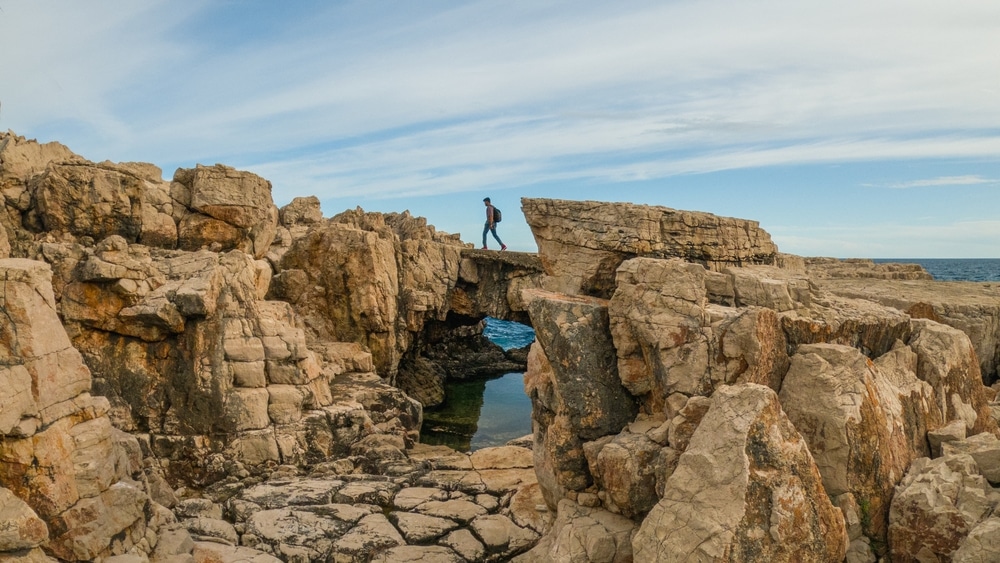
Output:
[
  {"xmin": 873, "ymin": 258, "xmax": 1000, "ymax": 282},
  {"xmin": 420, "ymin": 318, "xmax": 535, "ymax": 451}
]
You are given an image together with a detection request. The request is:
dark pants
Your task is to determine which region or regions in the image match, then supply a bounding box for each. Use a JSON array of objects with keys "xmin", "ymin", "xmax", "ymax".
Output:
[{"xmin": 483, "ymin": 222, "xmax": 503, "ymax": 247}]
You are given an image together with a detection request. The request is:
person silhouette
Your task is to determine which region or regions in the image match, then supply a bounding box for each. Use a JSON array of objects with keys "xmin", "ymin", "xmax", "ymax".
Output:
[{"xmin": 482, "ymin": 197, "xmax": 506, "ymax": 250}]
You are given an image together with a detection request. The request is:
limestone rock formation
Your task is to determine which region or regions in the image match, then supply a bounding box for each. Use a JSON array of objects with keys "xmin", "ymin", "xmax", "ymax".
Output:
[
  {"xmin": 270, "ymin": 208, "xmax": 465, "ymax": 380},
  {"xmin": 632, "ymin": 384, "xmax": 847, "ymax": 562},
  {"xmin": 521, "ymin": 197, "xmax": 778, "ymax": 298},
  {"xmin": 0, "ymin": 259, "xmax": 161, "ymax": 561},
  {"xmin": 813, "ymin": 269, "xmax": 1000, "ymax": 383},
  {"xmin": 888, "ymin": 453, "xmax": 1000, "ymax": 561},
  {"xmin": 779, "ymin": 343, "xmax": 940, "ymax": 556},
  {"xmin": 523, "ymin": 289, "xmax": 638, "ymax": 509}
]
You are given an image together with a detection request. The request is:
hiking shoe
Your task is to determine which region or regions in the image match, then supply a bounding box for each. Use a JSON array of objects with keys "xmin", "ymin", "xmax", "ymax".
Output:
[
  {"xmin": 481, "ymin": 246, "xmax": 488, "ymax": 250},
  {"xmin": 501, "ymin": 245, "xmax": 507, "ymax": 251}
]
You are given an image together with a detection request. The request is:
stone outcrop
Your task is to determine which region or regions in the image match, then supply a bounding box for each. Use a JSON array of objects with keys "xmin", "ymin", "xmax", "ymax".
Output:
[
  {"xmin": 813, "ymin": 267, "xmax": 1000, "ymax": 384},
  {"xmin": 521, "ymin": 197, "xmax": 778, "ymax": 298},
  {"xmin": 0, "ymin": 259, "xmax": 162, "ymax": 561},
  {"xmin": 888, "ymin": 453, "xmax": 1000, "ymax": 561},
  {"xmin": 779, "ymin": 343, "xmax": 941, "ymax": 556},
  {"xmin": 8, "ymin": 130, "xmax": 1000, "ymax": 562},
  {"xmin": 269, "ymin": 208, "xmax": 466, "ymax": 380},
  {"xmin": 518, "ymin": 197, "xmax": 1000, "ymax": 560},
  {"xmin": 523, "ymin": 289, "xmax": 637, "ymax": 509},
  {"xmin": 632, "ymin": 384, "xmax": 847, "ymax": 562}
]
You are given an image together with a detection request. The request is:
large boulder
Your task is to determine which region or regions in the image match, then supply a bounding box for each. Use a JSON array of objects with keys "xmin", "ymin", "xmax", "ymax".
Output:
[
  {"xmin": 521, "ymin": 198, "xmax": 777, "ymax": 298},
  {"xmin": 523, "ymin": 289, "xmax": 638, "ymax": 508},
  {"xmin": 633, "ymin": 384, "xmax": 847, "ymax": 563},
  {"xmin": 0, "ymin": 259, "xmax": 157, "ymax": 561},
  {"xmin": 779, "ymin": 343, "xmax": 938, "ymax": 555},
  {"xmin": 171, "ymin": 164, "xmax": 278, "ymax": 258},
  {"xmin": 609, "ymin": 258, "xmax": 789, "ymax": 412}
]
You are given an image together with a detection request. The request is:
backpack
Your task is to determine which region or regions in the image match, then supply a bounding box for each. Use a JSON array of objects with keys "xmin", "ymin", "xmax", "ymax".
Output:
[{"xmin": 493, "ymin": 207, "xmax": 502, "ymax": 222}]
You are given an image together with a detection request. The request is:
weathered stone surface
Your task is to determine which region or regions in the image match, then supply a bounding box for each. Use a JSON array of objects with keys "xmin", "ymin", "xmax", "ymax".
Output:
[
  {"xmin": 953, "ymin": 517, "xmax": 1000, "ymax": 562},
  {"xmin": 813, "ymin": 267, "xmax": 1000, "ymax": 383},
  {"xmin": 779, "ymin": 343, "xmax": 935, "ymax": 551},
  {"xmin": 930, "ymin": 420, "xmax": 968, "ymax": 457},
  {"xmin": 191, "ymin": 541, "xmax": 281, "ymax": 563},
  {"xmin": 909, "ymin": 319, "xmax": 999, "ymax": 436},
  {"xmin": 171, "ymin": 165, "xmax": 277, "ymax": 258},
  {"xmin": 941, "ymin": 432, "xmax": 1000, "ymax": 484},
  {"xmin": 610, "ymin": 259, "xmax": 791, "ymax": 413},
  {"xmin": 370, "ymin": 545, "xmax": 464, "ymax": 563},
  {"xmin": 271, "ymin": 209, "xmax": 466, "ymax": 380},
  {"xmin": 440, "ymin": 528, "xmax": 486, "ymax": 561},
  {"xmin": 515, "ymin": 499, "xmax": 635, "ymax": 563},
  {"xmin": 587, "ymin": 431, "xmax": 662, "ymax": 519},
  {"xmin": 0, "ymin": 487, "xmax": 49, "ymax": 551},
  {"xmin": 806, "ymin": 257, "xmax": 934, "ymax": 281},
  {"xmin": 328, "ymin": 513, "xmax": 405, "ymax": 562},
  {"xmin": 0, "ymin": 259, "xmax": 90, "ymax": 428},
  {"xmin": 0, "ymin": 259, "xmax": 156, "ymax": 560},
  {"xmin": 633, "ymin": 384, "xmax": 847, "ymax": 563},
  {"xmin": 524, "ymin": 289, "xmax": 637, "ymax": 509},
  {"xmin": 521, "ymin": 197, "xmax": 777, "ymax": 298},
  {"xmin": 888, "ymin": 454, "xmax": 1000, "ymax": 562},
  {"xmin": 470, "ymin": 514, "xmax": 539, "ymax": 559},
  {"xmin": 390, "ymin": 511, "xmax": 459, "ymax": 543}
]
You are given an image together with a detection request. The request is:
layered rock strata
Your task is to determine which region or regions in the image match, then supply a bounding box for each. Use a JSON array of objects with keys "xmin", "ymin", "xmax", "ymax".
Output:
[{"xmin": 521, "ymin": 197, "xmax": 778, "ymax": 298}]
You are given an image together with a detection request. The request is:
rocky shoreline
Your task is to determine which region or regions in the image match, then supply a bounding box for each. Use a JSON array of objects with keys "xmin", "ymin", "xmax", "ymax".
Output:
[{"xmin": 1, "ymin": 131, "xmax": 999, "ymax": 562}]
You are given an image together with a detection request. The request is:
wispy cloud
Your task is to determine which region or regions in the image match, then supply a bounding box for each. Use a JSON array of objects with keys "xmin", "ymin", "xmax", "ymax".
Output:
[
  {"xmin": 4, "ymin": 1, "xmax": 1000, "ymax": 256},
  {"xmin": 874, "ymin": 175, "xmax": 999, "ymax": 189}
]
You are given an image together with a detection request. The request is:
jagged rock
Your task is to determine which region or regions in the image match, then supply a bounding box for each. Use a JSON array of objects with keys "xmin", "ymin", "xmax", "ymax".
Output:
[
  {"xmin": 523, "ymin": 289, "xmax": 637, "ymax": 509},
  {"xmin": 585, "ymin": 431, "xmax": 662, "ymax": 519},
  {"xmin": 609, "ymin": 258, "xmax": 789, "ymax": 412},
  {"xmin": 521, "ymin": 198, "xmax": 777, "ymax": 298},
  {"xmin": 814, "ymin": 271, "xmax": 1000, "ymax": 383},
  {"xmin": 272, "ymin": 211, "xmax": 465, "ymax": 380},
  {"xmin": 514, "ymin": 499, "xmax": 635, "ymax": 563},
  {"xmin": 779, "ymin": 343, "xmax": 938, "ymax": 552},
  {"xmin": 909, "ymin": 319, "xmax": 999, "ymax": 435},
  {"xmin": 930, "ymin": 420, "xmax": 969, "ymax": 457},
  {"xmin": 0, "ymin": 259, "xmax": 158, "ymax": 561},
  {"xmin": 941, "ymin": 432, "xmax": 1000, "ymax": 484},
  {"xmin": 888, "ymin": 454, "xmax": 1000, "ymax": 562},
  {"xmin": 633, "ymin": 384, "xmax": 847, "ymax": 563},
  {"xmin": 953, "ymin": 517, "xmax": 1000, "ymax": 562},
  {"xmin": 0, "ymin": 487, "xmax": 48, "ymax": 552},
  {"xmin": 171, "ymin": 165, "xmax": 277, "ymax": 259}
]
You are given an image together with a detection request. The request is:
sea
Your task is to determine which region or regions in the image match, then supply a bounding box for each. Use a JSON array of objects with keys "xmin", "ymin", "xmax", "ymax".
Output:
[{"xmin": 872, "ymin": 258, "xmax": 1000, "ymax": 282}]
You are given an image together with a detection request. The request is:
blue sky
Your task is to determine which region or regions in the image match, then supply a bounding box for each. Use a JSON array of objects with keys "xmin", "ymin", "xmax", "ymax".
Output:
[{"xmin": 2, "ymin": 1, "xmax": 999, "ymax": 257}]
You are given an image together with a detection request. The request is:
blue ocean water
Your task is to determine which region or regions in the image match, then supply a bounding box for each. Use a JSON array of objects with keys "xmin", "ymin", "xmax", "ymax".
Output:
[
  {"xmin": 483, "ymin": 317, "xmax": 536, "ymax": 350},
  {"xmin": 872, "ymin": 258, "xmax": 1000, "ymax": 282}
]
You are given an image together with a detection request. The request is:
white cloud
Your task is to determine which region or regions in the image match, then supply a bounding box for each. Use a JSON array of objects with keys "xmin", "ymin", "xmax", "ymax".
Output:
[{"xmin": 878, "ymin": 175, "xmax": 998, "ymax": 189}]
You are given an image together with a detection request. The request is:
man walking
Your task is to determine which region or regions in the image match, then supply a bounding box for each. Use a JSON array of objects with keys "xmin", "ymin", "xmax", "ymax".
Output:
[{"xmin": 482, "ymin": 197, "xmax": 506, "ymax": 250}]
